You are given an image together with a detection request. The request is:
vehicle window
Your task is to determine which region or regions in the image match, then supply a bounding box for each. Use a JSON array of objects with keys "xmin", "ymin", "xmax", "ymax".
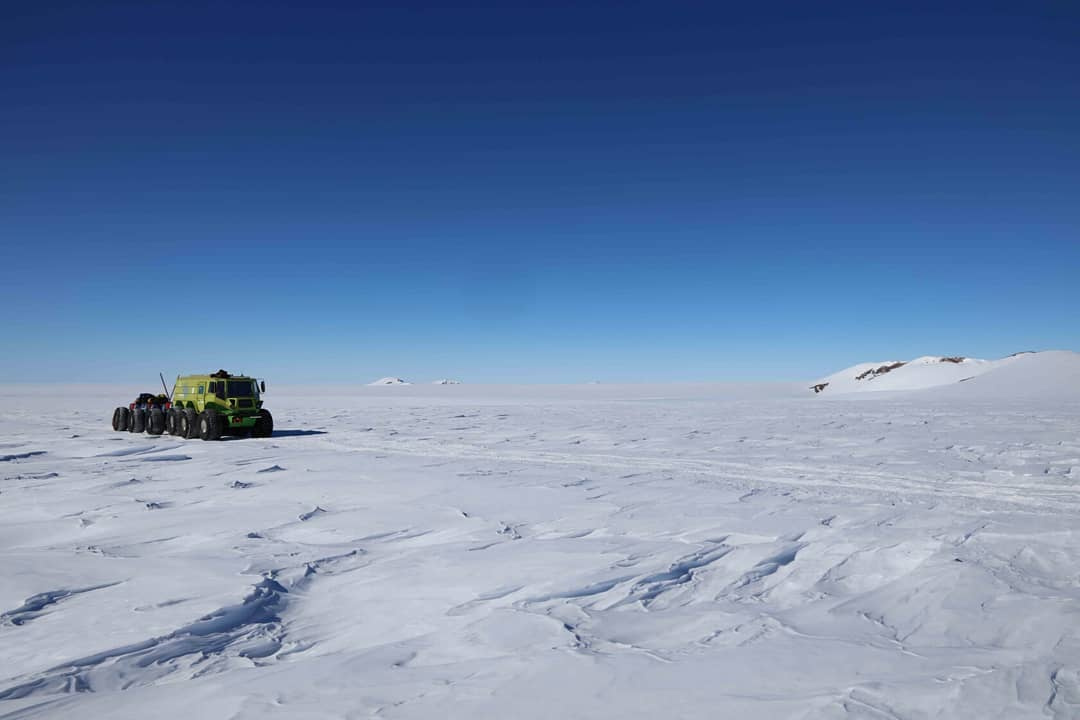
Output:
[
  {"xmin": 198, "ymin": 385, "xmax": 205, "ymax": 394},
  {"xmin": 225, "ymin": 380, "xmax": 255, "ymax": 397},
  {"xmin": 209, "ymin": 382, "xmax": 217, "ymax": 393}
]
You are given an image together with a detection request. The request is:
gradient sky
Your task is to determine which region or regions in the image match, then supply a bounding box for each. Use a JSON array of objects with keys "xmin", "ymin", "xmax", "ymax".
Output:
[{"xmin": 2, "ymin": 1, "xmax": 1078, "ymax": 383}]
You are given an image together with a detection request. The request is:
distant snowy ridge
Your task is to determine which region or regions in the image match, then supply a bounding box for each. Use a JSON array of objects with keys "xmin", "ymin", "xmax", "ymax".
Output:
[
  {"xmin": 366, "ymin": 378, "xmax": 462, "ymax": 386},
  {"xmin": 811, "ymin": 355, "xmax": 989, "ymax": 394},
  {"xmin": 812, "ymin": 350, "xmax": 1080, "ymax": 397}
]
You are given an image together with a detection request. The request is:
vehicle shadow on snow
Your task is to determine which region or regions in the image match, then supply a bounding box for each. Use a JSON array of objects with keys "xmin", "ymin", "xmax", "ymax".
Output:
[{"xmin": 219, "ymin": 430, "xmax": 328, "ymax": 441}]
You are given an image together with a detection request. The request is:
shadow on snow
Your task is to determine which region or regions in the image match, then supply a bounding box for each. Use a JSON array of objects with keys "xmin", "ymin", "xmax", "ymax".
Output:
[{"xmin": 220, "ymin": 429, "xmax": 328, "ymax": 440}]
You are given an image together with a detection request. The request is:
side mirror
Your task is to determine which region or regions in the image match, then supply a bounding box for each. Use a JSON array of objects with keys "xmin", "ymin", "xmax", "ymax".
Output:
[{"xmin": 260, "ymin": 381, "xmax": 266, "ymax": 393}]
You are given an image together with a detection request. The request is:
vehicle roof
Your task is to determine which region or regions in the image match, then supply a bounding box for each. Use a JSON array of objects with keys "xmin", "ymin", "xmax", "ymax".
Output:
[{"xmin": 175, "ymin": 374, "xmax": 256, "ymax": 381}]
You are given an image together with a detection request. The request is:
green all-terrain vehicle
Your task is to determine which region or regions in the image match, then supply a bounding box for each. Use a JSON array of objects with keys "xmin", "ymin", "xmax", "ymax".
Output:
[{"xmin": 110, "ymin": 370, "xmax": 272, "ymax": 441}]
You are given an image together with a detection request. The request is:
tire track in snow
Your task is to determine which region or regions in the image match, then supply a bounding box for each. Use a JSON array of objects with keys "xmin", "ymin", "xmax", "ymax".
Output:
[{"xmin": 316, "ymin": 436, "xmax": 1080, "ymax": 513}]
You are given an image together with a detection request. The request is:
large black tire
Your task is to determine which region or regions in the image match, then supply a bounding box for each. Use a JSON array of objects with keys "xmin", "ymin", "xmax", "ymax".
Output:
[
  {"xmin": 131, "ymin": 408, "xmax": 146, "ymax": 433},
  {"xmin": 198, "ymin": 410, "xmax": 222, "ymax": 441},
  {"xmin": 111, "ymin": 407, "xmax": 126, "ymax": 431},
  {"xmin": 165, "ymin": 407, "xmax": 178, "ymax": 435},
  {"xmin": 252, "ymin": 409, "xmax": 274, "ymax": 438},
  {"xmin": 147, "ymin": 408, "xmax": 166, "ymax": 436},
  {"xmin": 182, "ymin": 408, "xmax": 199, "ymax": 439}
]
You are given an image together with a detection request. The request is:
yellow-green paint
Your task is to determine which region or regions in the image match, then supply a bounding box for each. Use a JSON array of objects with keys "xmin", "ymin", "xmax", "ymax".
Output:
[{"xmin": 171, "ymin": 373, "xmax": 265, "ymax": 424}]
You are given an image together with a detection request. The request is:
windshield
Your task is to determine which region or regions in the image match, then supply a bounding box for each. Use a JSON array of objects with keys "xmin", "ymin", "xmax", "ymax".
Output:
[{"xmin": 225, "ymin": 380, "xmax": 256, "ymax": 398}]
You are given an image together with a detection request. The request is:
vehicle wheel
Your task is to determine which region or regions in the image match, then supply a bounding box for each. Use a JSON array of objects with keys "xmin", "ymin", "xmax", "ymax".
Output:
[
  {"xmin": 112, "ymin": 407, "xmax": 126, "ymax": 431},
  {"xmin": 165, "ymin": 408, "xmax": 178, "ymax": 435},
  {"xmin": 182, "ymin": 408, "xmax": 199, "ymax": 439},
  {"xmin": 177, "ymin": 410, "xmax": 188, "ymax": 438},
  {"xmin": 131, "ymin": 408, "xmax": 146, "ymax": 433},
  {"xmin": 252, "ymin": 409, "xmax": 274, "ymax": 438},
  {"xmin": 198, "ymin": 410, "xmax": 222, "ymax": 441},
  {"xmin": 147, "ymin": 408, "xmax": 165, "ymax": 435}
]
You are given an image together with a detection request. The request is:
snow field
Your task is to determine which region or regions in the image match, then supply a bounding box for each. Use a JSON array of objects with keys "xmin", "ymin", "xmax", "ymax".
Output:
[{"xmin": 1, "ymin": 373, "xmax": 1080, "ymax": 718}]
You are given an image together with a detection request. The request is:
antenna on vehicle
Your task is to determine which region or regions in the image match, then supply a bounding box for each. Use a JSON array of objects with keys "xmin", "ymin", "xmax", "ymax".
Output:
[{"xmin": 160, "ymin": 372, "xmax": 172, "ymax": 402}]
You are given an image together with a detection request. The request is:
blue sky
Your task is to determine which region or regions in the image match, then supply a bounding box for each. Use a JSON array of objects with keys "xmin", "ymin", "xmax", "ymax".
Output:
[{"xmin": 2, "ymin": 1, "xmax": 1078, "ymax": 383}]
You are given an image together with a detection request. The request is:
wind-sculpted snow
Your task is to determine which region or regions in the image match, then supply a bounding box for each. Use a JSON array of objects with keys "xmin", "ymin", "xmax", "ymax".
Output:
[
  {"xmin": 1, "ymin": 383, "xmax": 1079, "ymax": 718},
  {"xmin": 0, "ymin": 576, "xmax": 288, "ymax": 701},
  {"xmin": 1, "ymin": 584, "xmax": 120, "ymax": 628}
]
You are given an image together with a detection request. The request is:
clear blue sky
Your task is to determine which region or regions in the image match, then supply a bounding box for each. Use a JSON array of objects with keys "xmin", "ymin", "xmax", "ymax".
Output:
[{"xmin": 2, "ymin": 1, "xmax": 1078, "ymax": 383}]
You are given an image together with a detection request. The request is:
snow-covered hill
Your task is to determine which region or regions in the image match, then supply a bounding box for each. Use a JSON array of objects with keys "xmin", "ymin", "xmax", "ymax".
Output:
[
  {"xmin": 811, "ymin": 350, "xmax": 1080, "ymax": 397},
  {"xmin": 932, "ymin": 350, "xmax": 1080, "ymax": 400},
  {"xmin": 368, "ymin": 377, "xmax": 411, "ymax": 386}
]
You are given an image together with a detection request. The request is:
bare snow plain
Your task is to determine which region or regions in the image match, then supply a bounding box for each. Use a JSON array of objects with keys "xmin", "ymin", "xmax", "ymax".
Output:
[{"xmin": 2, "ymin": 352, "xmax": 1080, "ymax": 719}]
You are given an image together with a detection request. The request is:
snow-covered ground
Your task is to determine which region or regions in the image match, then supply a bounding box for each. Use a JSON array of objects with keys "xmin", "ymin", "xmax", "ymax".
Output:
[{"xmin": 2, "ymin": 353, "xmax": 1080, "ymax": 719}]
